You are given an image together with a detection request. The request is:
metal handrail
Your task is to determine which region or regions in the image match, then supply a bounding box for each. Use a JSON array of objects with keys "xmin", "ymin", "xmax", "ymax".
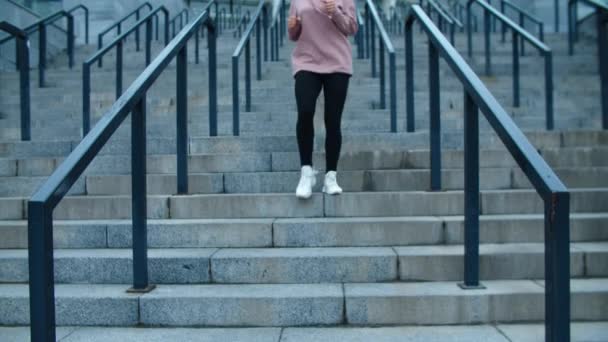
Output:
[
  {"xmin": 356, "ymin": 10, "xmax": 366, "ymax": 59},
  {"xmin": 27, "ymin": 4, "xmax": 217, "ymax": 341},
  {"xmin": 404, "ymin": 6, "xmax": 570, "ymax": 342},
  {"xmin": 454, "ymin": 1, "xmax": 478, "ymax": 32},
  {"xmin": 568, "ymin": 0, "xmax": 608, "ymax": 129},
  {"xmin": 500, "ymin": 0, "xmax": 544, "ymax": 55},
  {"xmin": 268, "ymin": 0, "xmax": 285, "ymax": 61},
  {"xmin": 170, "ymin": 9, "xmax": 190, "ymax": 37},
  {"xmin": 0, "ymin": 22, "xmax": 30, "ymax": 141},
  {"xmin": 436, "ymin": 0, "xmax": 464, "ymax": 28},
  {"xmin": 98, "ymin": 2, "xmax": 153, "ymax": 59},
  {"xmin": 233, "ymin": 11, "xmax": 251, "ymax": 38},
  {"xmin": 83, "ymin": 6, "xmax": 170, "ymax": 135},
  {"xmin": 364, "ymin": 0, "xmax": 397, "ymax": 132},
  {"xmin": 467, "ymin": 0, "xmax": 555, "ymax": 130},
  {"xmin": 0, "ymin": 9, "xmax": 77, "ymax": 87},
  {"xmin": 68, "ymin": 4, "xmax": 89, "ymax": 44},
  {"xmin": 425, "ymin": 0, "xmax": 457, "ymax": 44},
  {"xmin": 232, "ymin": 0, "xmax": 268, "ymax": 136}
]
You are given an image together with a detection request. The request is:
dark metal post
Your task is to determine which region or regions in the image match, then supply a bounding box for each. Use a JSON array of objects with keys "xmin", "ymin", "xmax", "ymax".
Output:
[
  {"xmin": 365, "ymin": 8, "xmax": 370, "ymax": 58},
  {"xmin": 544, "ymin": 192, "xmax": 571, "ymax": 342},
  {"xmin": 84, "ymin": 8, "xmax": 89, "ymax": 44},
  {"xmin": 484, "ymin": 9, "xmax": 491, "ymax": 76},
  {"xmin": 540, "ymin": 22, "xmax": 545, "ymax": 42},
  {"xmin": 389, "ymin": 52, "xmax": 397, "ymax": 133},
  {"xmin": 177, "ymin": 45, "xmax": 188, "ymax": 194},
  {"xmin": 195, "ymin": 25, "xmax": 200, "ymax": 64},
  {"xmin": 156, "ymin": 15, "xmax": 159, "ymax": 41},
  {"xmin": 208, "ymin": 21, "xmax": 218, "ymax": 137},
  {"xmin": 83, "ymin": 63, "xmax": 91, "ymax": 135},
  {"xmin": 270, "ymin": 26, "xmax": 274, "ymax": 61},
  {"xmin": 257, "ymin": 18, "xmax": 262, "ymax": 81},
  {"xmin": 27, "ymin": 203, "xmax": 55, "ymax": 342},
  {"xmin": 450, "ymin": 22, "xmax": 455, "ymax": 45},
  {"xmin": 136, "ymin": 10, "xmax": 141, "ymax": 51},
  {"xmin": 246, "ymin": 40, "xmax": 252, "ymax": 112},
  {"xmin": 467, "ymin": 2, "xmax": 472, "ymax": 57},
  {"xmin": 145, "ymin": 18, "xmax": 152, "ymax": 66},
  {"xmin": 129, "ymin": 96, "xmax": 153, "ymax": 292},
  {"xmin": 38, "ymin": 23, "xmax": 46, "ymax": 87},
  {"xmin": 568, "ymin": 1, "xmax": 574, "ymax": 55},
  {"xmin": 379, "ymin": 40, "xmax": 386, "ymax": 109},
  {"xmin": 67, "ymin": 15, "xmax": 74, "ymax": 68},
  {"xmin": 460, "ymin": 91, "xmax": 482, "ymax": 289},
  {"xmin": 98, "ymin": 35, "xmax": 103, "ymax": 67},
  {"xmin": 232, "ymin": 56, "xmax": 240, "ymax": 136},
  {"xmin": 18, "ymin": 38, "xmax": 31, "ymax": 141},
  {"xmin": 275, "ymin": 22, "xmax": 280, "ymax": 60},
  {"xmin": 598, "ymin": 11, "xmax": 608, "ymax": 129},
  {"xmin": 519, "ymin": 12, "xmax": 525, "ymax": 56},
  {"xmin": 405, "ymin": 20, "xmax": 415, "ymax": 132},
  {"xmin": 501, "ymin": 0, "xmax": 506, "ymax": 42},
  {"xmin": 429, "ymin": 42, "xmax": 441, "ymax": 191},
  {"xmin": 555, "ymin": 0, "xmax": 559, "ymax": 33},
  {"xmin": 116, "ymin": 40, "xmax": 123, "ymax": 99},
  {"xmin": 371, "ymin": 21, "xmax": 376, "ymax": 77},
  {"xmin": 281, "ymin": 0, "xmax": 286, "ymax": 45},
  {"xmin": 263, "ymin": 7, "xmax": 268, "ymax": 61},
  {"xmin": 545, "ymin": 52, "xmax": 554, "ymax": 130},
  {"xmin": 512, "ymin": 31, "xmax": 520, "ymax": 107}
]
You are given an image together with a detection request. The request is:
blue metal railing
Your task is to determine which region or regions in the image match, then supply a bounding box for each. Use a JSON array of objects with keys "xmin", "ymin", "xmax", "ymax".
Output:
[
  {"xmin": 232, "ymin": 0, "xmax": 268, "ymax": 136},
  {"xmin": 268, "ymin": 0, "xmax": 285, "ymax": 61},
  {"xmin": 98, "ymin": 3, "xmax": 155, "ymax": 67},
  {"xmin": 171, "ymin": 9, "xmax": 190, "ymax": 38},
  {"xmin": 234, "ymin": 11, "xmax": 252, "ymax": 38},
  {"xmin": 0, "ymin": 22, "xmax": 30, "ymax": 141},
  {"xmin": 467, "ymin": 0, "xmax": 555, "ymax": 130},
  {"xmin": 356, "ymin": 10, "xmax": 366, "ymax": 59},
  {"xmin": 364, "ymin": 0, "xmax": 397, "ymax": 132},
  {"xmin": 27, "ymin": 3, "xmax": 217, "ymax": 340},
  {"xmin": 404, "ymin": 6, "xmax": 570, "ymax": 341},
  {"xmin": 0, "ymin": 6, "xmax": 88, "ymax": 87},
  {"xmin": 500, "ymin": 0, "xmax": 544, "ymax": 55},
  {"xmin": 435, "ymin": 0, "xmax": 464, "ymax": 30},
  {"xmin": 424, "ymin": 0, "xmax": 457, "ymax": 44},
  {"xmin": 83, "ymin": 6, "xmax": 170, "ymax": 135},
  {"xmin": 454, "ymin": 1, "xmax": 478, "ymax": 32},
  {"xmin": 568, "ymin": 0, "xmax": 608, "ymax": 129},
  {"xmin": 68, "ymin": 4, "xmax": 89, "ymax": 44}
]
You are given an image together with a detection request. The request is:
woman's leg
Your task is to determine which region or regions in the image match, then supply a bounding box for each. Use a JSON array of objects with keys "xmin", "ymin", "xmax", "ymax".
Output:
[
  {"xmin": 322, "ymin": 73, "xmax": 350, "ymax": 171},
  {"xmin": 295, "ymin": 71, "xmax": 323, "ymax": 167}
]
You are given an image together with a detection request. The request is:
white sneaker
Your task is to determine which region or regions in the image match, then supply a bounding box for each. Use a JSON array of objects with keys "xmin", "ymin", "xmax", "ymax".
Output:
[
  {"xmin": 323, "ymin": 171, "xmax": 343, "ymax": 195},
  {"xmin": 296, "ymin": 166, "xmax": 318, "ymax": 199}
]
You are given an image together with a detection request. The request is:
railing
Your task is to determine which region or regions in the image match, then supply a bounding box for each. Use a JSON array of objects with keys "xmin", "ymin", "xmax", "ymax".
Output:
[
  {"xmin": 83, "ymin": 6, "xmax": 170, "ymax": 135},
  {"xmin": 0, "ymin": 8, "xmax": 83, "ymax": 87},
  {"xmin": 404, "ymin": 5, "xmax": 570, "ymax": 342},
  {"xmin": 454, "ymin": 1, "xmax": 478, "ymax": 32},
  {"xmin": 98, "ymin": 2, "xmax": 154, "ymax": 67},
  {"xmin": 171, "ymin": 9, "xmax": 190, "ymax": 38},
  {"xmin": 27, "ymin": 2, "xmax": 217, "ymax": 341},
  {"xmin": 424, "ymin": 0, "xmax": 457, "ymax": 44},
  {"xmin": 232, "ymin": 0, "xmax": 268, "ymax": 136},
  {"xmin": 435, "ymin": 0, "xmax": 464, "ymax": 29},
  {"xmin": 356, "ymin": 10, "xmax": 366, "ymax": 59},
  {"xmin": 364, "ymin": 0, "xmax": 397, "ymax": 132},
  {"xmin": 268, "ymin": 0, "xmax": 285, "ymax": 61},
  {"xmin": 0, "ymin": 22, "xmax": 30, "ymax": 141},
  {"xmin": 68, "ymin": 4, "xmax": 89, "ymax": 44},
  {"xmin": 467, "ymin": 0, "xmax": 555, "ymax": 130},
  {"xmin": 234, "ymin": 11, "xmax": 251, "ymax": 38},
  {"xmin": 500, "ymin": 0, "xmax": 544, "ymax": 55},
  {"xmin": 568, "ymin": 0, "xmax": 608, "ymax": 129}
]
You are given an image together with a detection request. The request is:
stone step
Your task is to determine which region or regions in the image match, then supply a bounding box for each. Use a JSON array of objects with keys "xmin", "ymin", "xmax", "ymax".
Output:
[
  {"xmin": 1, "ymin": 213, "xmax": 607, "ymax": 249},
  {"xmin": 1, "ymin": 242, "xmax": 605, "ymax": 284},
  {"xmin": 2, "ymin": 279, "xmax": 605, "ymax": 326}
]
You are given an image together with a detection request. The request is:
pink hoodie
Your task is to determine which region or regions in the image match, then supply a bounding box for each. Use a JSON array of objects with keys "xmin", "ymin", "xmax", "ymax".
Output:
[{"xmin": 288, "ymin": 0, "xmax": 358, "ymax": 76}]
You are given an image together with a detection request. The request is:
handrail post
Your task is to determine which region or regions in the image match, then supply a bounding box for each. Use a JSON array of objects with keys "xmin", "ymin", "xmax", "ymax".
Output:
[
  {"xmin": 540, "ymin": 22, "xmax": 544, "ymax": 42},
  {"xmin": 84, "ymin": 7, "xmax": 89, "ymax": 44},
  {"xmin": 232, "ymin": 55, "xmax": 240, "ymax": 136},
  {"xmin": 98, "ymin": 35, "xmax": 103, "ymax": 67},
  {"xmin": 136, "ymin": 10, "xmax": 141, "ymax": 51},
  {"xmin": 128, "ymin": 96, "xmax": 154, "ymax": 293},
  {"xmin": 67, "ymin": 15, "xmax": 74, "ymax": 68},
  {"xmin": 568, "ymin": 1, "xmax": 574, "ymax": 55},
  {"xmin": 389, "ymin": 52, "xmax": 397, "ymax": 133},
  {"xmin": 145, "ymin": 18, "xmax": 152, "ymax": 66},
  {"xmin": 545, "ymin": 52, "xmax": 554, "ymax": 130},
  {"xmin": 116, "ymin": 40, "xmax": 123, "ymax": 99},
  {"xmin": 155, "ymin": 14, "xmax": 159, "ymax": 41},
  {"xmin": 17, "ymin": 36, "xmax": 31, "ymax": 141},
  {"xmin": 246, "ymin": 40, "xmax": 252, "ymax": 111},
  {"xmin": 405, "ymin": 18, "xmax": 415, "ymax": 132},
  {"xmin": 450, "ymin": 21, "xmax": 455, "ymax": 45},
  {"xmin": 83, "ymin": 63, "xmax": 91, "ymax": 135},
  {"xmin": 263, "ymin": 6, "xmax": 268, "ymax": 61},
  {"xmin": 38, "ymin": 22, "xmax": 46, "ymax": 87},
  {"xmin": 371, "ymin": 18, "xmax": 376, "ymax": 77},
  {"xmin": 256, "ymin": 17, "xmax": 262, "ymax": 81},
  {"xmin": 195, "ymin": 24, "xmax": 200, "ymax": 64},
  {"xmin": 512, "ymin": 31, "xmax": 520, "ymax": 108},
  {"xmin": 429, "ymin": 42, "xmax": 441, "ymax": 191},
  {"xmin": 275, "ymin": 22, "xmax": 280, "ymax": 60},
  {"xmin": 460, "ymin": 90, "xmax": 483, "ymax": 290},
  {"xmin": 544, "ymin": 192, "xmax": 570, "ymax": 342},
  {"xmin": 379, "ymin": 40, "xmax": 386, "ymax": 109},
  {"xmin": 365, "ymin": 8, "xmax": 370, "ymax": 58},
  {"xmin": 500, "ymin": 0, "xmax": 506, "ymax": 42},
  {"xmin": 519, "ymin": 12, "xmax": 525, "ymax": 56},
  {"xmin": 555, "ymin": 0, "xmax": 559, "ymax": 33},
  {"xmin": 467, "ymin": 1, "xmax": 472, "ymax": 57},
  {"xmin": 27, "ymin": 201, "xmax": 55, "ymax": 342},
  {"xmin": 598, "ymin": 10, "xmax": 608, "ymax": 129},
  {"xmin": 484, "ymin": 9, "xmax": 491, "ymax": 76},
  {"xmin": 281, "ymin": 0, "xmax": 286, "ymax": 45},
  {"xmin": 208, "ymin": 19, "xmax": 218, "ymax": 137},
  {"xmin": 164, "ymin": 10, "xmax": 170, "ymax": 45},
  {"xmin": 177, "ymin": 44, "xmax": 188, "ymax": 194}
]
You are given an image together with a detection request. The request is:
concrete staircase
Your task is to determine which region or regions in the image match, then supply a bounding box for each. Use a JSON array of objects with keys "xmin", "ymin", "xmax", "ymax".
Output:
[{"xmin": 0, "ymin": 3, "xmax": 607, "ymax": 341}]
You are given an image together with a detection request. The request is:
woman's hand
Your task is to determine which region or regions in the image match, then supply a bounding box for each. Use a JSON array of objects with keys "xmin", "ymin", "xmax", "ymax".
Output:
[
  {"xmin": 288, "ymin": 15, "xmax": 301, "ymax": 30},
  {"xmin": 323, "ymin": 0, "xmax": 336, "ymax": 16}
]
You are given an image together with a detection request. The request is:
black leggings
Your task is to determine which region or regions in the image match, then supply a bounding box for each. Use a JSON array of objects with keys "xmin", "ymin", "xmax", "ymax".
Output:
[{"xmin": 295, "ymin": 71, "xmax": 350, "ymax": 172}]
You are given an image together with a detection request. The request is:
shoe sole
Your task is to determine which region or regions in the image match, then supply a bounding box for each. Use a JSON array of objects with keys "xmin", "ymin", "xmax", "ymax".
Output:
[{"xmin": 322, "ymin": 186, "xmax": 342, "ymax": 195}]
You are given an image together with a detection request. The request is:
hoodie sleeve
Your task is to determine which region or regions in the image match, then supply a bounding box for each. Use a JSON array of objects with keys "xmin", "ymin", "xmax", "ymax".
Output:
[
  {"xmin": 288, "ymin": 1, "xmax": 302, "ymax": 41},
  {"xmin": 330, "ymin": 0, "xmax": 358, "ymax": 36}
]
